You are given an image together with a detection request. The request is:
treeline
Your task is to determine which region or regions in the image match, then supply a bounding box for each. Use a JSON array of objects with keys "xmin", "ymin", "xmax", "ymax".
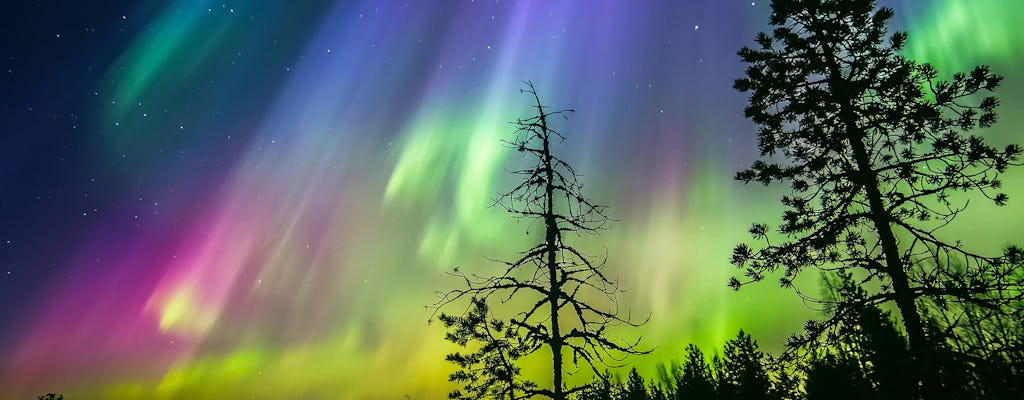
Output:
[
  {"xmin": 578, "ymin": 331, "xmax": 794, "ymax": 400},
  {"xmin": 577, "ymin": 299, "xmax": 1024, "ymax": 400}
]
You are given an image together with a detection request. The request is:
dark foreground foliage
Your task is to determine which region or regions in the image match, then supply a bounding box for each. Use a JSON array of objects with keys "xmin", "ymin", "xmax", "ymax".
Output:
[
  {"xmin": 572, "ymin": 298, "xmax": 1024, "ymax": 400},
  {"xmin": 727, "ymin": 0, "xmax": 1024, "ymax": 398}
]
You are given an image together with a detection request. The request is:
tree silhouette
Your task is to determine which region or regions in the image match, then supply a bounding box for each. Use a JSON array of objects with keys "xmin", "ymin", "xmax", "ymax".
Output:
[
  {"xmin": 672, "ymin": 344, "xmax": 716, "ymax": 400},
  {"xmin": 647, "ymin": 384, "xmax": 670, "ymax": 400},
  {"xmin": 940, "ymin": 305, "xmax": 1024, "ymax": 399},
  {"xmin": 714, "ymin": 331, "xmax": 776, "ymax": 400},
  {"xmin": 568, "ymin": 318, "xmax": 1021, "ymax": 399},
  {"xmin": 730, "ymin": 0, "xmax": 1024, "ymax": 395},
  {"xmin": 434, "ymin": 82, "xmax": 646, "ymax": 400},
  {"xmin": 802, "ymin": 273, "xmax": 913, "ymax": 400},
  {"xmin": 438, "ymin": 297, "xmax": 537, "ymax": 399},
  {"xmin": 36, "ymin": 394, "xmax": 64, "ymax": 400},
  {"xmin": 804, "ymin": 353, "xmax": 872, "ymax": 400},
  {"xmin": 622, "ymin": 368, "xmax": 649, "ymax": 400},
  {"xmin": 574, "ymin": 372, "xmax": 615, "ymax": 400}
]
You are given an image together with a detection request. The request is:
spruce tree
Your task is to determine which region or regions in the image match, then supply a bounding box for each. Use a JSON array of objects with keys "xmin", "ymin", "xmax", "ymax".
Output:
[{"xmin": 673, "ymin": 344, "xmax": 716, "ymax": 400}]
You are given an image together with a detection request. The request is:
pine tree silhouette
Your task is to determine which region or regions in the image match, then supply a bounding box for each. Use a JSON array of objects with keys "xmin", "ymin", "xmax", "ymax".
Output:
[
  {"xmin": 714, "ymin": 331, "xmax": 773, "ymax": 400},
  {"xmin": 622, "ymin": 368, "xmax": 649, "ymax": 400},
  {"xmin": 438, "ymin": 297, "xmax": 537, "ymax": 399},
  {"xmin": 730, "ymin": 0, "xmax": 1024, "ymax": 396},
  {"xmin": 673, "ymin": 344, "xmax": 716, "ymax": 400}
]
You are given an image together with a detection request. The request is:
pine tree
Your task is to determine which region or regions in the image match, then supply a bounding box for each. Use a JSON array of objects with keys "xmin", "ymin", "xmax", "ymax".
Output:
[
  {"xmin": 622, "ymin": 368, "xmax": 649, "ymax": 400},
  {"xmin": 439, "ymin": 297, "xmax": 536, "ymax": 399},
  {"xmin": 714, "ymin": 331, "xmax": 773, "ymax": 400},
  {"xmin": 730, "ymin": 0, "xmax": 1024, "ymax": 395},
  {"xmin": 673, "ymin": 344, "xmax": 716, "ymax": 400}
]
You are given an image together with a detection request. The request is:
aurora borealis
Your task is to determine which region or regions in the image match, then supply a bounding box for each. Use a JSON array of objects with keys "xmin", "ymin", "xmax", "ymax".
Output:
[{"xmin": 2, "ymin": 1, "xmax": 1023, "ymax": 398}]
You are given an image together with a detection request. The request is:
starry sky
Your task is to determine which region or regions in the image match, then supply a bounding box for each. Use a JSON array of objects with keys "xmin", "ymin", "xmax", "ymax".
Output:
[{"xmin": 1, "ymin": 1, "xmax": 1023, "ymax": 399}]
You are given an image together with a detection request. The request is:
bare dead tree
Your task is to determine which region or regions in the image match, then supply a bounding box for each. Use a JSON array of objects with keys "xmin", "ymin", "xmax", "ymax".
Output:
[{"xmin": 432, "ymin": 81, "xmax": 647, "ymax": 400}]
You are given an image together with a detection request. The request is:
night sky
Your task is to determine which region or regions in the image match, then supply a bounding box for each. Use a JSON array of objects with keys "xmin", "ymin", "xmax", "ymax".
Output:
[{"xmin": 1, "ymin": 1, "xmax": 1023, "ymax": 399}]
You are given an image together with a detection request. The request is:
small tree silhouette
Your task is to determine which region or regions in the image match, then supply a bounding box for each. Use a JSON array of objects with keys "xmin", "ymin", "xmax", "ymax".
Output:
[
  {"xmin": 574, "ymin": 372, "xmax": 615, "ymax": 400},
  {"xmin": 434, "ymin": 82, "xmax": 647, "ymax": 400},
  {"xmin": 730, "ymin": 0, "xmax": 1024, "ymax": 395},
  {"xmin": 621, "ymin": 368, "xmax": 649, "ymax": 400},
  {"xmin": 36, "ymin": 394, "xmax": 64, "ymax": 400},
  {"xmin": 439, "ymin": 297, "xmax": 537, "ymax": 399},
  {"xmin": 673, "ymin": 344, "xmax": 716, "ymax": 400},
  {"xmin": 713, "ymin": 331, "xmax": 774, "ymax": 400}
]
